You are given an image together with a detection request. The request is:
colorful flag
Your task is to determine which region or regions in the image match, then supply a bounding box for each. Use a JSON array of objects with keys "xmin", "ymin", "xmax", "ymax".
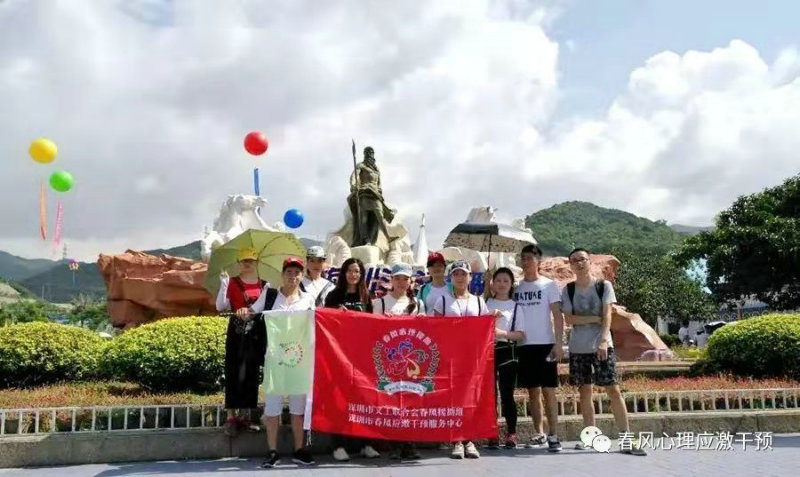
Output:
[
  {"xmin": 263, "ymin": 310, "xmax": 314, "ymax": 395},
  {"xmin": 310, "ymin": 308, "xmax": 497, "ymax": 442},
  {"xmin": 52, "ymin": 200, "xmax": 64, "ymax": 253}
]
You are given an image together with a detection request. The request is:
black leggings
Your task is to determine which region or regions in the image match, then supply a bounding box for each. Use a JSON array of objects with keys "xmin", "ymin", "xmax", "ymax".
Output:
[{"xmin": 496, "ymin": 345, "xmax": 518, "ymax": 434}]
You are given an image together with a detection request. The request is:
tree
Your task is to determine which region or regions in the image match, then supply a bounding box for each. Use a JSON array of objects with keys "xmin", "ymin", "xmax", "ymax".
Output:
[
  {"xmin": 675, "ymin": 173, "xmax": 800, "ymax": 310},
  {"xmin": 0, "ymin": 300, "xmax": 55, "ymax": 326},
  {"xmin": 67, "ymin": 294, "xmax": 110, "ymax": 330},
  {"xmin": 613, "ymin": 248, "xmax": 715, "ymax": 326}
]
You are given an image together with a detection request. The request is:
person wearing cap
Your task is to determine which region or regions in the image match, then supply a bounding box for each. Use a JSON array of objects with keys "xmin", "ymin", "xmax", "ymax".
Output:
[
  {"xmin": 371, "ymin": 262, "xmax": 425, "ymax": 460},
  {"xmin": 301, "ymin": 246, "xmax": 334, "ymax": 307},
  {"xmin": 256, "ymin": 257, "xmax": 316, "ymax": 468},
  {"xmin": 215, "ymin": 247, "xmax": 269, "ymax": 438},
  {"xmin": 322, "ymin": 257, "xmax": 380, "ymax": 461},
  {"xmin": 374, "ymin": 263, "xmax": 426, "ymax": 316},
  {"xmin": 430, "ymin": 259, "xmax": 493, "ymax": 460},
  {"xmin": 417, "ymin": 251, "xmax": 453, "ymax": 313}
]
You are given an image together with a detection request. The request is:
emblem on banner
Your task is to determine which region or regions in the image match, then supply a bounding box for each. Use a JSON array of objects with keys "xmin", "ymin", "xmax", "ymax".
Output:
[
  {"xmin": 277, "ymin": 342, "xmax": 304, "ymax": 367},
  {"xmin": 373, "ymin": 328, "xmax": 440, "ymax": 395}
]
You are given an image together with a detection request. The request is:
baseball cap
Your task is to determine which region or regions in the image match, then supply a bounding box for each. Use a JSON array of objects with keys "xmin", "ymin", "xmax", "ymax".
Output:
[
  {"xmin": 390, "ymin": 263, "xmax": 413, "ymax": 277},
  {"xmin": 282, "ymin": 257, "xmax": 305, "ymax": 271},
  {"xmin": 237, "ymin": 248, "xmax": 258, "ymax": 262},
  {"xmin": 449, "ymin": 259, "xmax": 471, "ymax": 275},
  {"xmin": 427, "ymin": 251, "xmax": 446, "ymax": 267},
  {"xmin": 306, "ymin": 246, "xmax": 326, "ymax": 259}
]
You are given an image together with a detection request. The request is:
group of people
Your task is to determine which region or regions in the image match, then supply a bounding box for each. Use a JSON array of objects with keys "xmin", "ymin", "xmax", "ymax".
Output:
[{"xmin": 215, "ymin": 243, "xmax": 647, "ymax": 468}]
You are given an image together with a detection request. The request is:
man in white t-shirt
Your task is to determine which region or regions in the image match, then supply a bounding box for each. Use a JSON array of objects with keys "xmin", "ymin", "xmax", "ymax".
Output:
[
  {"xmin": 513, "ymin": 244, "xmax": 564, "ymax": 452},
  {"xmin": 301, "ymin": 246, "xmax": 334, "ymax": 307}
]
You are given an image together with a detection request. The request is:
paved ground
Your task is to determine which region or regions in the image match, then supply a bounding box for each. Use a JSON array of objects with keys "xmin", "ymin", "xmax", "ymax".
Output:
[{"xmin": 2, "ymin": 435, "xmax": 798, "ymax": 477}]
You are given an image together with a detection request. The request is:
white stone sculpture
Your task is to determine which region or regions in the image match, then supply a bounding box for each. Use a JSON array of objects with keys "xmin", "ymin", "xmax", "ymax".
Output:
[{"xmin": 200, "ymin": 195, "xmax": 278, "ymax": 261}]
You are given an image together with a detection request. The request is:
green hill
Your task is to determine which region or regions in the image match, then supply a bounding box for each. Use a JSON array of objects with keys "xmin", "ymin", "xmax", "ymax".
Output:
[
  {"xmin": 526, "ymin": 201, "xmax": 688, "ymax": 257},
  {"xmin": 0, "ymin": 251, "xmax": 57, "ymax": 282}
]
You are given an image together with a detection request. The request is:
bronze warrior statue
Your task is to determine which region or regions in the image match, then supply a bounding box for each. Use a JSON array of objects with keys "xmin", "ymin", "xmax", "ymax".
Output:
[{"xmin": 348, "ymin": 146, "xmax": 396, "ymax": 247}]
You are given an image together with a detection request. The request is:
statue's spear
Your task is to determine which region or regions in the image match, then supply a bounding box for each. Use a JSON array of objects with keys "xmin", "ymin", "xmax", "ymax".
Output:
[{"xmin": 351, "ymin": 139, "xmax": 361, "ymax": 244}]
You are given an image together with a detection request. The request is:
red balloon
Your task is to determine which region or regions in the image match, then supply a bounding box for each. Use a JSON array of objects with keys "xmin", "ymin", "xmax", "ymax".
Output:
[{"xmin": 244, "ymin": 131, "xmax": 269, "ymax": 156}]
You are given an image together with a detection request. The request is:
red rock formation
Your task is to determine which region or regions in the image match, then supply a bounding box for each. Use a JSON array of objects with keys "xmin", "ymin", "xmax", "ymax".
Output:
[
  {"xmin": 539, "ymin": 254, "xmax": 673, "ymax": 361},
  {"xmin": 97, "ymin": 251, "xmax": 215, "ymax": 329}
]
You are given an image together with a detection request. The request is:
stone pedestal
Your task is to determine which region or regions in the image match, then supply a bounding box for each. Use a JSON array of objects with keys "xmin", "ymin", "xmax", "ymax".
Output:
[{"xmin": 350, "ymin": 245, "xmax": 383, "ymax": 265}]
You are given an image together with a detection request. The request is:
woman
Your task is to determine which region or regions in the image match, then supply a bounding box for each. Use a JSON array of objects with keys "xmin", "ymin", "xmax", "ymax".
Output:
[
  {"xmin": 215, "ymin": 247, "xmax": 268, "ymax": 437},
  {"xmin": 254, "ymin": 257, "xmax": 316, "ymax": 468},
  {"xmin": 373, "ymin": 262, "xmax": 425, "ymax": 461},
  {"xmin": 430, "ymin": 259, "xmax": 491, "ymax": 459},
  {"xmin": 486, "ymin": 267, "xmax": 526, "ymax": 449},
  {"xmin": 416, "ymin": 251, "xmax": 452, "ymax": 312},
  {"xmin": 323, "ymin": 257, "xmax": 381, "ymax": 461}
]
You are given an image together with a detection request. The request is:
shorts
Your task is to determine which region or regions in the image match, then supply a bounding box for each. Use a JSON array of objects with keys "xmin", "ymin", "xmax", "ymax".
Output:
[
  {"xmin": 568, "ymin": 347, "xmax": 618, "ymax": 387},
  {"xmin": 263, "ymin": 394, "xmax": 306, "ymax": 417},
  {"xmin": 516, "ymin": 344, "xmax": 558, "ymax": 388}
]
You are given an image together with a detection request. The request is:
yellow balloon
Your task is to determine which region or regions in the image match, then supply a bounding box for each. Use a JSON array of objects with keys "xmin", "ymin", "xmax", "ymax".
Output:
[{"xmin": 30, "ymin": 138, "xmax": 57, "ymax": 164}]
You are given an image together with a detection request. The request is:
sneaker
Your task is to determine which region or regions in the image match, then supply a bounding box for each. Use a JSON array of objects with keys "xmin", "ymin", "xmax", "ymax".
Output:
[
  {"xmin": 526, "ymin": 434, "xmax": 546, "ymax": 448},
  {"xmin": 361, "ymin": 445, "xmax": 381, "ymax": 459},
  {"xmin": 401, "ymin": 446, "xmax": 421, "ymax": 460},
  {"xmin": 332, "ymin": 447, "xmax": 350, "ymax": 462},
  {"xmin": 260, "ymin": 450, "xmax": 280, "ymax": 468},
  {"xmin": 575, "ymin": 442, "xmax": 590, "ymax": 450},
  {"xmin": 451, "ymin": 442, "xmax": 465, "ymax": 459},
  {"xmin": 464, "ymin": 441, "xmax": 480, "ymax": 459},
  {"xmin": 621, "ymin": 442, "xmax": 648, "ymax": 456},
  {"xmin": 504, "ymin": 433, "xmax": 518, "ymax": 449},
  {"xmin": 292, "ymin": 448, "xmax": 316, "ymax": 466},
  {"xmin": 486, "ymin": 438, "xmax": 500, "ymax": 450},
  {"xmin": 547, "ymin": 435, "xmax": 562, "ymax": 453}
]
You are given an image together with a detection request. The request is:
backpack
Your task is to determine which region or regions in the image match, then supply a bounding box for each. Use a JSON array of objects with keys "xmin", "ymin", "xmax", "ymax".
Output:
[
  {"xmin": 380, "ymin": 296, "xmax": 421, "ymax": 315},
  {"xmin": 566, "ymin": 280, "xmax": 605, "ymax": 309},
  {"xmin": 231, "ymin": 277, "xmax": 268, "ymax": 306},
  {"xmin": 439, "ymin": 294, "xmax": 482, "ymax": 316}
]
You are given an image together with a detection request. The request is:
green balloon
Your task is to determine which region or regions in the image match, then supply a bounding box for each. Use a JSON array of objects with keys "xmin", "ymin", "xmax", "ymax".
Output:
[{"xmin": 49, "ymin": 171, "xmax": 74, "ymax": 192}]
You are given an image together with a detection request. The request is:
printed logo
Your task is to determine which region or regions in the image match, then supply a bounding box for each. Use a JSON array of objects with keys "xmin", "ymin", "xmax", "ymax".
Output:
[
  {"xmin": 277, "ymin": 342, "xmax": 304, "ymax": 367},
  {"xmin": 373, "ymin": 328, "xmax": 439, "ymax": 395}
]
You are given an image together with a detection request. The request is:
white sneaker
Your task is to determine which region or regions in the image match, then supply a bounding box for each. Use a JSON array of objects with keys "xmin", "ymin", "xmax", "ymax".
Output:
[
  {"xmin": 361, "ymin": 445, "xmax": 381, "ymax": 458},
  {"xmin": 575, "ymin": 442, "xmax": 589, "ymax": 450},
  {"xmin": 464, "ymin": 441, "xmax": 480, "ymax": 459},
  {"xmin": 332, "ymin": 447, "xmax": 350, "ymax": 461},
  {"xmin": 451, "ymin": 442, "xmax": 465, "ymax": 459}
]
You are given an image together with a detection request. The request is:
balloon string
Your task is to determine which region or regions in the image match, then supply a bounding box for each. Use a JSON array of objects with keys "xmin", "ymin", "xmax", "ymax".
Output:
[
  {"xmin": 39, "ymin": 183, "xmax": 47, "ymax": 240},
  {"xmin": 52, "ymin": 200, "xmax": 64, "ymax": 253}
]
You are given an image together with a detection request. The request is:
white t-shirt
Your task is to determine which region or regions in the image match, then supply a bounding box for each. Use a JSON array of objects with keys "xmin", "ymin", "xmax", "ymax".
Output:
[
  {"xmin": 422, "ymin": 283, "xmax": 451, "ymax": 314},
  {"xmin": 486, "ymin": 298, "xmax": 518, "ymax": 339},
  {"xmin": 430, "ymin": 294, "xmax": 487, "ymax": 317},
  {"xmin": 270, "ymin": 290, "xmax": 316, "ymax": 312},
  {"xmin": 513, "ymin": 277, "xmax": 561, "ymax": 346},
  {"xmin": 372, "ymin": 294, "xmax": 426, "ymax": 316},
  {"xmin": 302, "ymin": 276, "xmax": 334, "ymax": 305}
]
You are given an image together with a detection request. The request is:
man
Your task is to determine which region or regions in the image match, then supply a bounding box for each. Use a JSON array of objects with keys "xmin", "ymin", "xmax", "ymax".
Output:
[
  {"xmin": 301, "ymin": 246, "xmax": 334, "ymax": 307},
  {"xmin": 563, "ymin": 248, "xmax": 647, "ymax": 456},
  {"xmin": 678, "ymin": 320, "xmax": 690, "ymax": 346},
  {"xmin": 417, "ymin": 251, "xmax": 452, "ymax": 312},
  {"xmin": 513, "ymin": 244, "xmax": 563, "ymax": 451},
  {"xmin": 347, "ymin": 146, "xmax": 396, "ymax": 246}
]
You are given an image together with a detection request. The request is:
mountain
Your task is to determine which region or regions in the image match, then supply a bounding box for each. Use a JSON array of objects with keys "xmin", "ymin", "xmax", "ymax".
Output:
[
  {"xmin": 0, "ymin": 250, "xmax": 58, "ymax": 282},
  {"xmin": 669, "ymin": 224, "xmax": 714, "ymax": 235},
  {"xmin": 526, "ymin": 201, "xmax": 688, "ymax": 257}
]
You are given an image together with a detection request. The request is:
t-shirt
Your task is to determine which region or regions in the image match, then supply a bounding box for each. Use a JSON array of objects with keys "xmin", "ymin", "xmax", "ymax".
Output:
[
  {"xmin": 420, "ymin": 282, "xmax": 452, "ymax": 314},
  {"xmin": 225, "ymin": 278, "xmax": 265, "ymax": 311},
  {"xmin": 561, "ymin": 279, "xmax": 616, "ymax": 354},
  {"xmin": 302, "ymin": 276, "xmax": 334, "ymax": 305},
  {"xmin": 323, "ymin": 291, "xmax": 373, "ymax": 313},
  {"xmin": 430, "ymin": 294, "xmax": 487, "ymax": 317},
  {"xmin": 486, "ymin": 298, "xmax": 518, "ymax": 340},
  {"xmin": 270, "ymin": 289, "xmax": 315, "ymax": 312},
  {"xmin": 513, "ymin": 277, "xmax": 561, "ymax": 346},
  {"xmin": 373, "ymin": 294, "xmax": 426, "ymax": 316}
]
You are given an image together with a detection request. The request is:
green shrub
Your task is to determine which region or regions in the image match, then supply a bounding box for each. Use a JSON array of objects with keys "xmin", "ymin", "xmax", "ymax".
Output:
[
  {"xmin": 0, "ymin": 322, "xmax": 106, "ymax": 388},
  {"xmin": 660, "ymin": 333, "xmax": 682, "ymax": 347},
  {"xmin": 104, "ymin": 316, "xmax": 227, "ymax": 392},
  {"xmin": 706, "ymin": 314, "xmax": 800, "ymax": 379}
]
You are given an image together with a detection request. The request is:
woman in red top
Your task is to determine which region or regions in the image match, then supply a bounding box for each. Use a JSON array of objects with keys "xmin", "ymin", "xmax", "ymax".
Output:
[{"xmin": 216, "ymin": 247, "xmax": 269, "ymax": 436}]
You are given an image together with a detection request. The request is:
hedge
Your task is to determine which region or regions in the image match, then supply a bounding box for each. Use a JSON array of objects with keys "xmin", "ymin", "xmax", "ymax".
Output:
[
  {"xmin": 103, "ymin": 316, "xmax": 227, "ymax": 392},
  {"xmin": 0, "ymin": 322, "xmax": 106, "ymax": 388},
  {"xmin": 706, "ymin": 313, "xmax": 800, "ymax": 379}
]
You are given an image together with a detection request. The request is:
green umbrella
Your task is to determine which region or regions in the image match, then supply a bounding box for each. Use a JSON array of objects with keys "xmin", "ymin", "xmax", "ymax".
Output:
[{"xmin": 204, "ymin": 230, "xmax": 307, "ymax": 296}]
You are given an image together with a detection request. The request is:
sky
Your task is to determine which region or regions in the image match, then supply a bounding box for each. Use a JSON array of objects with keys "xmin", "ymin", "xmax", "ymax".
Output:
[{"xmin": 1, "ymin": 0, "xmax": 799, "ymax": 261}]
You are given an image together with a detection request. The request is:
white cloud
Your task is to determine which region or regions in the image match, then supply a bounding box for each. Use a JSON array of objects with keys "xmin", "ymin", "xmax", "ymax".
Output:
[{"xmin": 1, "ymin": 2, "xmax": 799, "ymax": 262}]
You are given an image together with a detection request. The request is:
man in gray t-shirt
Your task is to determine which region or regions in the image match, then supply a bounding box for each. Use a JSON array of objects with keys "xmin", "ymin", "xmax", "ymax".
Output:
[{"xmin": 563, "ymin": 248, "xmax": 647, "ymax": 456}]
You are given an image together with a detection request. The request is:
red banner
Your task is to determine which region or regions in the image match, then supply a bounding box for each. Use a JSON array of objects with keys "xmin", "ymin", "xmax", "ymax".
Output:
[{"xmin": 311, "ymin": 308, "xmax": 497, "ymax": 442}]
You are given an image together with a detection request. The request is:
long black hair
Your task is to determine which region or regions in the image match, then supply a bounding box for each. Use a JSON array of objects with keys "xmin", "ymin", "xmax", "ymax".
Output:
[
  {"xmin": 327, "ymin": 257, "xmax": 371, "ymax": 308},
  {"xmin": 490, "ymin": 267, "xmax": 516, "ymax": 300}
]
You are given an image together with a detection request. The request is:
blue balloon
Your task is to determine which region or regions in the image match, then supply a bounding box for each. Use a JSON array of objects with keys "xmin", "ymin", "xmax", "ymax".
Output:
[{"xmin": 283, "ymin": 209, "xmax": 304, "ymax": 229}]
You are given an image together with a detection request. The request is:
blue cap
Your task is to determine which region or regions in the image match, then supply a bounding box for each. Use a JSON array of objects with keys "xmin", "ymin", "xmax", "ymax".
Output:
[{"xmin": 390, "ymin": 263, "xmax": 413, "ymax": 277}]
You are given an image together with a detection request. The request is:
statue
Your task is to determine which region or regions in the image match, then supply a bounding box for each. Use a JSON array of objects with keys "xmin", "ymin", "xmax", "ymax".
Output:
[
  {"xmin": 200, "ymin": 195, "xmax": 283, "ymax": 261},
  {"xmin": 347, "ymin": 146, "xmax": 397, "ymax": 247}
]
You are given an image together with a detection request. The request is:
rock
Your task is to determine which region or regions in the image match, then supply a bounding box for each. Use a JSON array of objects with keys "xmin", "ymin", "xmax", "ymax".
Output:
[{"xmin": 97, "ymin": 251, "xmax": 215, "ymax": 329}]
